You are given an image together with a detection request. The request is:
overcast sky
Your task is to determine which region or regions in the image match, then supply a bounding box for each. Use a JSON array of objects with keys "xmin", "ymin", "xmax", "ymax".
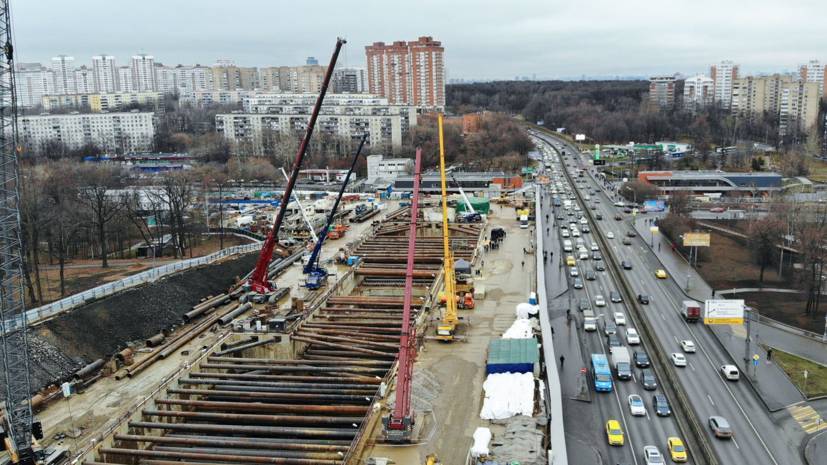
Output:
[{"xmin": 11, "ymin": 0, "xmax": 827, "ymax": 80}]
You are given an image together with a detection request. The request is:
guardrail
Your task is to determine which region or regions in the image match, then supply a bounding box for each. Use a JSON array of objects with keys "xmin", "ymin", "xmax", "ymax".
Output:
[
  {"xmin": 539, "ymin": 130, "xmax": 717, "ymax": 465},
  {"xmin": 11, "ymin": 242, "xmax": 263, "ymax": 330}
]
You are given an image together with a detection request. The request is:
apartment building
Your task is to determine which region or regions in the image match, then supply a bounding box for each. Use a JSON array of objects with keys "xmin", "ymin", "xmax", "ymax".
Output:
[
  {"xmin": 216, "ymin": 93, "xmax": 417, "ymax": 154},
  {"xmin": 74, "ymin": 66, "xmax": 94, "ymax": 94},
  {"xmin": 731, "ymin": 74, "xmax": 820, "ymax": 136},
  {"xmin": 118, "ymin": 66, "xmax": 134, "ymax": 92},
  {"xmin": 366, "ymin": 36, "xmax": 445, "ymax": 109},
  {"xmin": 258, "ymin": 65, "xmax": 326, "ymax": 93},
  {"xmin": 15, "ymin": 63, "xmax": 54, "ymax": 108},
  {"xmin": 18, "ymin": 111, "xmax": 155, "ymax": 153},
  {"xmin": 333, "ymin": 67, "xmax": 367, "ymax": 93},
  {"xmin": 800, "ymin": 60, "xmax": 827, "ymax": 99},
  {"xmin": 131, "ymin": 54, "xmax": 157, "ymax": 92},
  {"xmin": 41, "ymin": 91, "xmax": 163, "ymax": 112},
  {"xmin": 683, "ymin": 75, "xmax": 714, "ymax": 110},
  {"xmin": 648, "ymin": 76, "xmax": 677, "ymax": 109},
  {"xmin": 710, "ymin": 60, "xmax": 739, "ymax": 109},
  {"xmin": 51, "ymin": 55, "xmax": 76, "ymax": 95},
  {"xmin": 175, "ymin": 65, "xmax": 214, "ymax": 93},
  {"xmin": 211, "ymin": 62, "xmax": 258, "ymax": 91},
  {"xmin": 91, "ymin": 55, "xmax": 118, "ymax": 93},
  {"xmin": 179, "ymin": 90, "xmax": 249, "ymax": 107},
  {"xmin": 154, "ymin": 65, "xmax": 178, "ymax": 94}
]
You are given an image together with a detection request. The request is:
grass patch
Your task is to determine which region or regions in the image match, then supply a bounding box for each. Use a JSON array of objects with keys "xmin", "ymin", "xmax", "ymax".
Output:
[
  {"xmin": 806, "ymin": 158, "xmax": 827, "ymax": 183},
  {"xmin": 772, "ymin": 349, "xmax": 827, "ymax": 398}
]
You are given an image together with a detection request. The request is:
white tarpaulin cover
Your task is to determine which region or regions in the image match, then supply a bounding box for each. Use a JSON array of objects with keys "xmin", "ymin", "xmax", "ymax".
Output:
[
  {"xmin": 480, "ymin": 372, "xmax": 535, "ymax": 420},
  {"xmin": 470, "ymin": 427, "xmax": 492, "ymax": 457},
  {"xmin": 503, "ymin": 318, "xmax": 534, "ymax": 339},
  {"xmin": 515, "ymin": 302, "xmax": 539, "ymax": 319}
]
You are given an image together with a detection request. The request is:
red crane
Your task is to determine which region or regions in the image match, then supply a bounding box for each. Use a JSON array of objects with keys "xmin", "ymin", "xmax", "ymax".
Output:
[
  {"xmin": 382, "ymin": 147, "xmax": 422, "ymax": 442},
  {"xmin": 247, "ymin": 38, "xmax": 345, "ymax": 295}
]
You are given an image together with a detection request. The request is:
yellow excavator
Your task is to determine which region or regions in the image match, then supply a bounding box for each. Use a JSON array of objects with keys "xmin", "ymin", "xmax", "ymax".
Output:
[{"xmin": 435, "ymin": 113, "xmax": 472, "ymax": 341}]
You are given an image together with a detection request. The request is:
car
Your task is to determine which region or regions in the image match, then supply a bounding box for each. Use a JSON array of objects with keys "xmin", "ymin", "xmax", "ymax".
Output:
[
  {"xmin": 655, "ymin": 269, "xmax": 668, "ymax": 279},
  {"xmin": 582, "ymin": 225, "xmax": 591, "ymax": 233},
  {"xmin": 641, "ymin": 369, "xmax": 658, "ymax": 390},
  {"xmin": 609, "ymin": 291, "xmax": 622, "ymax": 303},
  {"xmin": 643, "ymin": 445, "xmax": 665, "ymax": 465},
  {"xmin": 556, "ymin": 214, "xmax": 565, "ymax": 221},
  {"xmin": 578, "ymin": 298, "xmax": 590, "ymax": 311},
  {"xmin": 585, "ymin": 270, "xmax": 596, "ymax": 281},
  {"xmin": 594, "ymin": 295, "xmax": 606, "ymax": 307},
  {"xmin": 595, "ymin": 213, "xmax": 603, "ymax": 220},
  {"xmin": 626, "ymin": 230, "xmax": 637, "ymax": 237},
  {"xmin": 592, "ymin": 251, "xmax": 602, "ymax": 260},
  {"xmin": 561, "ymin": 230, "xmax": 570, "ymax": 238},
  {"xmin": 604, "ymin": 320, "xmax": 618, "ymax": 335},
  {"xmin": 607, "ymin": 333, "xmax": 622, "ymax": 348},
  {"xmin": 570, "ymin": 267, "xmax": 579, "ymax": 277},
  {"xmin": 614, "ymin": 312, "xmax": 626, "ymax": 325},
  {"xmin": 578, "ymin": 250, "xmax": 589, "ymax": 260},
  {"xmin": 622, "ymin": 237, "xmax": 633, "ymax": 245},
  {"xmin": 616, "ymin": 361, "xmax": 632, "ymax": 380},
  {"xmin": 607, "ymin": 231, "xmax": 615, "ymax": 239},
  {"xmin": 667, "ymin": 437, "xmax": 688, "ymax": 462},
  {"xmin": 626, "ymin": 328, "xmax": 641, "ymax": 345},
  {"xmin": 622, "ymin": 260, "xmax": 633, "ymax": 270},
  {"xmin": 634, "ymin": 351, "xmax": 651, "ymax": 368},
  {"xmin": 615, "ymin": 214, "xmax": 623, "ymax": 221},
  {"xmin": 566, "ymin": 255, "xmax": 576, "ymax": 266},
  {"xmin": 680, "ymin": 340, "xmax": 696, "ymax": 353},
  {"xmin": 720, "ymin": 364, "xmax": 740, "ymax": 381},
  {"xmin": 638, "ymin": 294, "xmax": 650, "ymax": 304},
  {"xmin": 580, "ymin": 217, "xmax": 588, "ymax": 225},
  {"xmin": 710, "ymin": 207, "xmax": 727, "ymax": 213},
  {"xmin": 590, "ymin": 243, "xmax": 599, "ymax": 251},
  {"xmin": 708, "ymin": 416, "xmax": 734, "ymax": 438},
  {"xmin": 624, "ymin": 207, "xmax": 633, "ymax": 214},
  {"xmin": 590, "ymin": 204, "xmax": 597, "ymax": 210},
  {"xmin": 594, "ymin": 262, "xmax": 606, "ymax": 271},
  {"xmin": 671, "ymin": 353, "xmax": 687, "ymax": 367},
  {"xmin": 573, "ymin": 277, "xmax": 584, "ymax": 289},
  {"xmin": 605, "ymin": 419, "xmax": 624, "ymax": 446},
  {"xmin": 653, "ymin": 394, "xmax": 671, "ymax": 416},
  {"xmin": 628, "ymin": 394, "xmax": 646, "ymax": 416}
]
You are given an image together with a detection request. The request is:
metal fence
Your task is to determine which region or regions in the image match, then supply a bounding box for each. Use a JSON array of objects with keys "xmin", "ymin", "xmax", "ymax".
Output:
[{"xmin": 12, "ymin": 243, "xmax": 263, "ymax": 329}]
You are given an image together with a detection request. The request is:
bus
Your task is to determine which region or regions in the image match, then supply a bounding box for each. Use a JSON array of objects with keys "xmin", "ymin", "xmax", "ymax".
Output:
[
  {"xmin": 591, "ymin": 354, "xmax": 613, "ymax": 392},
  {"xmin": 519, "ymin": 214, "xmax": 529, "ymax": 229}
]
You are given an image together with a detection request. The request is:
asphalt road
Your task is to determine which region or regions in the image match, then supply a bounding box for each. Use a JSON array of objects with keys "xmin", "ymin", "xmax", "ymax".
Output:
[
  {"xmin": 535, "ymin": 130, "xmax": 802, "ymax": 465},
  {"xmin": 537, "ymin": 143, "xmax": 690, "ymax": 465}
]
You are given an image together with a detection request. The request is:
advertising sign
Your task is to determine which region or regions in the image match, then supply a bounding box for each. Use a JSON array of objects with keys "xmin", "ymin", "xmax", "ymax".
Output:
[
  {"xmin": 575, "ymin": 134, "xmax": 586, "ymax": 141},
  {"xmin": 704, "ymin": 299, "xmax": 745, "ymax": 325},
  {"xmin": 683, "ymin": 232, "xmax": 711, "ymax": 247},
  {"xmin": 643, "ymin": 200, "xmax": 666, "ymax": 212}
]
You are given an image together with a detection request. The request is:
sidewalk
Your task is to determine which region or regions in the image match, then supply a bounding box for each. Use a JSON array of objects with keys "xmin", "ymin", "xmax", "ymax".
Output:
[{"xmin": 633, "ymin": 216, "xmax": 805, "ymax": 410}]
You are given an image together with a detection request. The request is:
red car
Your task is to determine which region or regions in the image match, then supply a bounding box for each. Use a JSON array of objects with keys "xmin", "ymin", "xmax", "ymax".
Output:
[{"xmin": 709, "ymin": 207, "xmax": 727, "ymax": 213}]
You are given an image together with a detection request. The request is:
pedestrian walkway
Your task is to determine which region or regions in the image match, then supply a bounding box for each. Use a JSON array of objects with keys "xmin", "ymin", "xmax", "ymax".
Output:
[{"xmin": 632, "ymin": 216, "xmax": 804, "ymax": 410}]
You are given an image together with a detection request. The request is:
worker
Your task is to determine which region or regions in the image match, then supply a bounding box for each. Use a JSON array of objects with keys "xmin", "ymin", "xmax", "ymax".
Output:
[
  {"xmin": 767, "ymin": 348, "xmax": 773, "ymax": 360},
  {"xmin": 521, "ymin": 260, "xmax": 525, "ymax": 268},
  {"xmin": 559, "ymin": 355, "xmax": 565, "ymax": 368}
]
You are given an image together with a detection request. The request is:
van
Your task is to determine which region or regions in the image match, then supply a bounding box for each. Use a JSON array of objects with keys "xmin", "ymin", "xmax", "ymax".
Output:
[
  {"xmin": 584, "ymin": 317, "xmax": 598, "ymax": 332},
  {"xmin": 563, "ymin": 240, "xmax": 573, "ymax": 252}
]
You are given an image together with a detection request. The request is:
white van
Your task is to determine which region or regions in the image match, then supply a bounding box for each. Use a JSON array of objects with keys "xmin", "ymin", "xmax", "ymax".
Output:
[{"xmin": 563, "ymin": 240, "xmax": 573, "ymax": 252}]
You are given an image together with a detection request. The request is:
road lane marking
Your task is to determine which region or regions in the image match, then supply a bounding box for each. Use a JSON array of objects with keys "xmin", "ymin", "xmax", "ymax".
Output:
[
  {"xmin": 733, "ymin": 438, "xmax": 740, "ymax": 449},
  {"xmin": 707, "ymin": 394, "xmax": 715, "ymax": 406}
]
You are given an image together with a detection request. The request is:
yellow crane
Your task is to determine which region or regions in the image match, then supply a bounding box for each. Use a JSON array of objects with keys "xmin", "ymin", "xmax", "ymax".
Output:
[{"xmin": 436, "ymin": 113, "xmax": 460, "ymax": 341}]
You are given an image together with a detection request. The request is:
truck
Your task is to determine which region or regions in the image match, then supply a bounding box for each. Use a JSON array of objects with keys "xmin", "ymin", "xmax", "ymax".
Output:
[
  {"xmin": 681, "ymin": 300, "xmax": 701, "ymax": 322},
  {"xmin": 611, "ymin": 347, "xmax": 632, "ymax": 380},
  {"xmin": 583, "ymin": 309, "xmax": 597, "ymax": 332}
]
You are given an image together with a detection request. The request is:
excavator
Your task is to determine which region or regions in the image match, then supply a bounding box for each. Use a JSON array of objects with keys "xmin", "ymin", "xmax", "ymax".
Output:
[
  {"xmin": 303, "ymin": 134, "xmax": 367, "ymax": 290},
  {"xmin": 435, "ymin": 114, "xmax": 473, "ymax": 341}
]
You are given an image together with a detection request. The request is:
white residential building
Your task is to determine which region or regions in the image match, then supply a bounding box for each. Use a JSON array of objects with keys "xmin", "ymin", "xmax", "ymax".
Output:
[
  {"xmin": 366, "ymin": 154, "xmax": 413, "ymax": 183},
  {"xmin": 710, "ymin": 60, "xmax": 739, "ymax": 109},
  {"xmin": 131, "ymin": 54, "xmax": 157, "ymax": 92},
  {"xmin": 155, "ymin": 64, "xmax": 178, "ymax": 94},
  {"xmin": 180, "ymin": 90, "xmax": 249, "ymax": 107},
  {"xmin": 51, "ymin": 55, "xmax": 76, "ymax": 94},
  {"xmin": 682, "ymin": 74, "xmax": 714, "ymax": 110},
  {"xmin": 175, "ymin": 65, "xmax": 214, "ymax": 94},
  {"xmin": 800, "ymin": 60, "xmax": 826, "ymax": 99},
  {"xmin": 118, "ymin": 66, "xmax": 134, "ymax": 92},
  {"xmin": 18, "ymin": 111, "xmax": 155, "ymax": 153},
  {"xmin": 91, "ymin": 54, "xmax": 118, "ymax": 93},
  {"xmin": 74, "ymin": 66, "xmax": 94, "ymax": 94},
  {"xmin": 15, "ymin": 63, "xmax": 54, "ymax": 108}
]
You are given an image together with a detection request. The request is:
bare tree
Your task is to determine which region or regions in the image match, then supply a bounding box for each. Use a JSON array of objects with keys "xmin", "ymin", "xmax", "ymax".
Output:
[
  {"xmin": 43, "ymin": 162, "xmax": 83, "ymax": 296},
  {"xmin": 668, "ymin": 191, "xmax": 691, "ymax": 217},
  {"xmin": 747, "ymin": 215, "xmax": 785, "ymax": 284},
  {"xmin": 76, "ymin": 164, "xmax": 126, "ymax": 267},
  {"xmin": 155, "ymin": 172, "xmax": 197, "ymax": 258}
]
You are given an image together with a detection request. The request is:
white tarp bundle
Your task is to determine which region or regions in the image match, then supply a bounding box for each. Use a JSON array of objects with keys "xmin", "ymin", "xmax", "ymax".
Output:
[
  {"xmin": 470, "ymin": 427, "xmax": 492, "ymax": 457},
  {"xmin": 503, "ymin": 318, "xmax": 534, "ymax": 339},
  {"xmin": 480, "ymin": 372, "xmax": 535, "ymax": 420},
  {"xmin": 515, "ymin": 302, "xmax": 539, "ymax": 319}
]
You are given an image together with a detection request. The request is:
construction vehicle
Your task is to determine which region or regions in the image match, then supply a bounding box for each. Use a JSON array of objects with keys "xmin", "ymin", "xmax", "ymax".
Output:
[
  {"xmin": 435, "ymin": 113, "xmax": 471, "ymax": 341},
  {"xmin": 246, "ymin": 38, "xmax": 345, "ymax": 298},
  {"xmin": 326, "ymin": 222, "xmax": 349, "ymax": 240},
  {"xmin": 0, "ymin": 2, "xmax": 46, "ymax": 463},
  {"xmin": 382, "ymin": 148, "xmax": 423, "ymax": 442},
  {"xmin": 280, "ymin": 167, "xmax": 318, "ymax": 244},
  {"xmin": 449, "ymin": 173, "xmax": 482, "ymax": 223},
  {"xmin": 303, "ymin": 134, "xmax": 368, "ymax": 290}
]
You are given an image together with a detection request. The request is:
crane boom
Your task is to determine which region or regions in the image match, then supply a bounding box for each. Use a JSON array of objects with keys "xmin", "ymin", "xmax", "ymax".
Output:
[
  {"xmin": 436, "ymin": 113, "xmax": 459, "ymax": 339},
  {"xmin": 450, "ymin": 172, "xmax": 475, "ymax": 213},
  {"xmin": 0, "ymin": 1, "xmax": 37, "ymax": 463},
  {"xmin": 279, "ymin": 168, "xmax": 318, "ymax": 244},
  {"xmin": 303, "ymin": 134, "xmax": 368, "ymax": 288},
  {"xmin": 383, "ymin": 147, "xmax": 422, "ymax": 442},
  {"xmin": 248, "ymin": 38, "xmax": 345, "ymax": 295}
]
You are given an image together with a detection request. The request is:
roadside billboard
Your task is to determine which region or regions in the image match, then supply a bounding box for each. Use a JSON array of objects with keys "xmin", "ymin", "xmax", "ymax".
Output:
[
  {"xmin": 704, "ymin": 299, "xmax": 745, "ymax": 325},
  {"xmin": 643, "ymin": 200, "xmax": 666, "ymax": 212},
  {"xmin": 683, "ymin": 232, "xmax": 711, "ymax": 247},
  {"xmin": 575, "ymin": 134, "xmax": 586, "ymax": 141}
]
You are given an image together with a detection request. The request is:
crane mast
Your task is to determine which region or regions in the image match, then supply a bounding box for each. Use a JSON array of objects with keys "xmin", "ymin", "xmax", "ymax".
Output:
[
  {"xmin": 247, "ymin": 38, "xmax": 345, "ymax": 295},
  {"xmin": 382, "ymin": 148, "xmax": 422, "ymax": 442},
  {"xmin": 0, "ymin": 1, "xmax": 38, "ymax": 463},
  {"xmin": 436, "ymin": 113, "xmax": 459, "ymax": 340}
]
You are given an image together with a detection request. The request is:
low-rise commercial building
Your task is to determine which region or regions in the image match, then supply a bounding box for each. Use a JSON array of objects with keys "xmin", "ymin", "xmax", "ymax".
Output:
[
  {"xmin": 18, "ymin": 111, "xmax": 155, "ymax": 153},
  {"xmin": 638, "ymin": 170, "xmax": 782, "ymax": 196},
  {"xmin": 393, "ymin": 171, "xmax": 507, "ymax": 193},
  {"xmin": 366, "ymin": 154, "xmax": 413, "ymax": 183}
]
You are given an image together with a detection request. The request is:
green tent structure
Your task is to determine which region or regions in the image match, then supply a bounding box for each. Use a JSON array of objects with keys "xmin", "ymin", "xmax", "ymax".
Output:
[{"xmin": 455, "ymin": 197, "xmax": 490, "ymax": 215}]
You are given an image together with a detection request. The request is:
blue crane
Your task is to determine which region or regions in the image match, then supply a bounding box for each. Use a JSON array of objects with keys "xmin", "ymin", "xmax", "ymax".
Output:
[{"xmin": 303, "ymin": 134, "xmax": 368, "ymax": 289}]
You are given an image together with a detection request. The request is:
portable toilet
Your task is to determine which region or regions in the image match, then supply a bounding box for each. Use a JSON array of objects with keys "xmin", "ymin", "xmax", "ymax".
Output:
[{"xmin": 528, "ymin": 292, "xmax": 538, "ymax": 305}]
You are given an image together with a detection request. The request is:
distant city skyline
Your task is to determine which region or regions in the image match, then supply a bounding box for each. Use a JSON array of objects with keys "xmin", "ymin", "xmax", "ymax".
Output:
[{"xmin": 11, "ymin": 0, "xmax": 826, "ymax": 80}]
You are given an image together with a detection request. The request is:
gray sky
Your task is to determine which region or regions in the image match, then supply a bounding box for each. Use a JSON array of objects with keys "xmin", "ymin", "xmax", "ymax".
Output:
[{"xmin": 11, "ymin": 0, "xmax": 827, "ymax": 80}]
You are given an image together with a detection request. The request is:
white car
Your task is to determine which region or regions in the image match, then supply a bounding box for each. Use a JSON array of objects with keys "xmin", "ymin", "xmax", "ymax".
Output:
[
  {"xmin": 569, "ymin": 267, "xmax": 579, "ymax": 277},
  {"xmin": 614, "ymin": 312, "xmax": 627, "ymax": 325},
  {"xmin": 628, "ymin": 394, "xmax": 646, "ymax": 416},
  {"xmin": 590, "ymin": 243, "xmax": 599, "ymax": 251},
  {"xmin": 562, "ymin": 230, "xmax": 570, "ymax": 238},
  {"xmin": 671, "ymin": 353, "xmax": 687, "ymax": 367},
  {"xmin": 720, "ymin": 364, "xmax": 740, "ymax": 381},
  {"xmin": 680, "ymin": 340, "xmax": 696, "ymax": 353},
  {"xmin": 594, "ymin": 295, "xmax": 606, "ymax": 307},
  {"xmin": 607, "ymin": 232, "xmax": 615, "ymax": 239},
  {"xmin": 644, "ymin": 446, "xmax": 665, "ymax": 465},
  {"xmin": 626, "ymin": 328, "xmax": 641, "ymax": 345}
]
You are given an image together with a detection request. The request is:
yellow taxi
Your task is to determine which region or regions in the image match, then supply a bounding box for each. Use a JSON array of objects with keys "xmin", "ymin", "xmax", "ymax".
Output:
[
  {"xmin": 655, "ymin": 269, "xmax": 668, "ymax": 279},
  {"xmin": 566, "ymin": 255, "xmax": 576, "ymax": 267},
  {"xmin": 605, "ymin": 419, "xmax": 624, "ymax": 446},
  {"xmin": 667, "ymin": 436, "xmax": 688, "ymax": 462}
]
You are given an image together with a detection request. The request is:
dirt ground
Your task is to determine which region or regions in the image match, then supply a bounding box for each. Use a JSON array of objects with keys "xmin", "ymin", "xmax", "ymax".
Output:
[
  {"xmin": 738, "ymin": 291, "xmax": 826, "ymax": 334},
  {"xmin": 30, "ymin": 235, "xmax": 249, "ymax": 305},
  {"xmin": 693, "ymin": 229, "xmax": 791, "ymax": 290}
]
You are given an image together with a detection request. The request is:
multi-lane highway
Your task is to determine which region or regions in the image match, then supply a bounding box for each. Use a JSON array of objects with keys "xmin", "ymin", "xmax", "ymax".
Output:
[{"xmin": 534, "ymin": 130, "xmax": 803, "ymax": 465}]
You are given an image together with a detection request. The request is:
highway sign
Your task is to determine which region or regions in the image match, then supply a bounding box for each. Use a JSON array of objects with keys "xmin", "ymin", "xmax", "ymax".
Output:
[
  {"xmin": 704, "ymin": 299, "xmax": 745, "ymax": 325},
  {"xmin": 593, "ymin": 159, "xmax": 605, "ymax": 166},
  {"xmin": 683, "ymin": 232, "xmax": 711, "ymax": 247}
]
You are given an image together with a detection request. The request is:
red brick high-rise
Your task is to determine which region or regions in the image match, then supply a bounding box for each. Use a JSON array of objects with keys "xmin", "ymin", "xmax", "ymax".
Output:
[{"xmin": 366, "ymin": 36, "xmax": 445, "ymax": 109}]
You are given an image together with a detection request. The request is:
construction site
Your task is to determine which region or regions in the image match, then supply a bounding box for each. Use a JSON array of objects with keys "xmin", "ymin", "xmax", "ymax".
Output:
[{"xmin": 0, "ymin": 26, "xmax": 550, "ymax": 465}]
